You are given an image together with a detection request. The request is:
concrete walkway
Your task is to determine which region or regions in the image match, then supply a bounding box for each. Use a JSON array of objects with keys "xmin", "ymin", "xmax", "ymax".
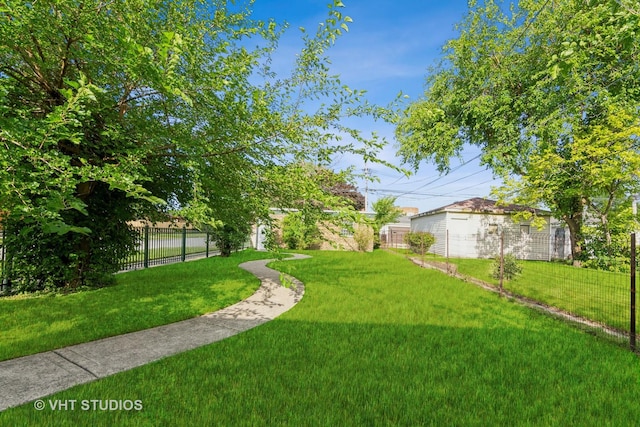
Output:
[{"xmin": 0, "ymin": 254, "xmax": 309, "ymax": 412}]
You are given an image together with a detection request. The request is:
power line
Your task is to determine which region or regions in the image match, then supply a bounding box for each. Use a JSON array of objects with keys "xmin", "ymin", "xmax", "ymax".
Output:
[
  {"xmin": 427, "ymin": 168, "xmax": 487, "ymax": 191},
  {"xmin": 392, "ymin": 153, "xmax": 483, "ymax": 198},
  {"xmin": 370, "ymin": 188, "xmax": 492, "ymax": 200},
  {"xmin": 383, "ymin": 1, "xmax": 553, "ymax": 201},
  {"xmin": 613, "ymin": 0, "xmax": 640, "ymax": 16},
  {"xmin": 371, "ymin": 175, "xmax": 498, "ymax": 198}
]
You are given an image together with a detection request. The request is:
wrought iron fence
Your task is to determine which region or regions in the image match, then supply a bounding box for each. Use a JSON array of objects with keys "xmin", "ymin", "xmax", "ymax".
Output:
[
  {"xmin": 0, "ymin": 225, "xmax": 255, "ymax": 293},
  {"xmin": 120, "ymin": 226, "xmax": 217, "ymax": 271},
  {"xmin": 0, "ymin": 228, "xmax": 7, "ymax": 293}
]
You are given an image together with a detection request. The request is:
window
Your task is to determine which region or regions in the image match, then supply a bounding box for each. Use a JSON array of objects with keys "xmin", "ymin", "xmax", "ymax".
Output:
[
  {"xmin": 520, "ymin": 224, "xmax": 530, "ymax": 234},
  {"xmin": 340, "ymin": 223, "xmax": 353, "ymax": 237},
  {"xmin": 488, "ymin": 224, "xmax": 498, "ymax": 234}
]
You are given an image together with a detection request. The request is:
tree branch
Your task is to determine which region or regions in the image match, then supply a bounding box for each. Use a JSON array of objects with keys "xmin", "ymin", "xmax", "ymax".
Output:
[{"xmin": 149, "ymin": 145, "xmax": 249, "ymax": 158}]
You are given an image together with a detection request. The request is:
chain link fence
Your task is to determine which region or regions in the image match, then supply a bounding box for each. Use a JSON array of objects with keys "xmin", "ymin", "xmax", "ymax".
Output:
[{"xmin": 417, "ymin": 230, "xmax": 638, "ymax": 351}]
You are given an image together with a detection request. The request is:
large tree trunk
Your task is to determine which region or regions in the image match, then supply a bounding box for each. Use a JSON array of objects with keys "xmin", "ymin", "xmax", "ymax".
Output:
[
  {"xmin": 67, "ymin": 181, "xmax": 98, "ymax": 288},
  {"xmin": 564, "ymin": 215, "xmax": 584, "ymax": 267}
]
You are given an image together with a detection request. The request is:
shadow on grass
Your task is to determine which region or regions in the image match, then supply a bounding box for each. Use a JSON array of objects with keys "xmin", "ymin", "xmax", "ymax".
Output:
[
  {"xmin": 3, "ymin": 316, "xmax": 638, "ymax": 426},
  {"xmin": 3, "ymin": 249, "xmax": 639, "ymax": 425},
  {"xmin": 0, "ymin": 254, "xmax": 268, "ymax": 362}
]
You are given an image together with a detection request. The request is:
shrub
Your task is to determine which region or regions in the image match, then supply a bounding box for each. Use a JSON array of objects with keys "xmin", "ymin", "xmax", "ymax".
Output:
[
  {"xmin": 581, "ymin": 225, "xmax": 632, "ymax": 272},
  {"xmin": 352, "ymin": 223, "xmax": 373, "ymax": 252},
  {"xmin": 491, "ymin": 254, "xmax": 522, "ymax": 281},
  {"xmin": 404, "ymin": 231, "xmax": 436, "ymax": 256},
  {"xmin": 2, "ymin": 215, "xmax": 135, "ymax": 293},
  {"xmin": 281, "ymin": 212, "xmax": 322, "ymax": 250},
  {"xmin": 210, "ymin": 223, "xmax": 250, "ymax": 257}
]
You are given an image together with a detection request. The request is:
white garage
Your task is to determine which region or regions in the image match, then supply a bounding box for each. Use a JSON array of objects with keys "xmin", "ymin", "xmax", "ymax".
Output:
[{"xmin": 410, "ymin": 198, "xmax": 568, "ymax": 261}]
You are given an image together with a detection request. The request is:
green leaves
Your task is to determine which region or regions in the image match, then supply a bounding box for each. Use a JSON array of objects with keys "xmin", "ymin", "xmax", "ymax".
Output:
[
  {"xmin": 398, "ymin": 0, "xmax": 640, "ymax": 262},
  {"xmin": 372, "ymin": 196, "xmax": 403, "ymax": 233},
  {"xmin": 1, "ymin": 0, "xmax": 397, "ymax": 289},
  {"xmin": 42, "ymin": 221, "xmax": 92, "ymax": 236},
  {"xmin": 404, "ymin": 231, "xmax": 436, "ymax": 257}
]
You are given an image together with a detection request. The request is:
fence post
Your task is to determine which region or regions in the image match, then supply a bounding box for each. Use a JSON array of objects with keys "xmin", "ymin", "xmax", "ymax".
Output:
[
  {"xmin": 1, "ymin": 227, "xmax": 4, "ymax": 277},
  {"xmin": 0, "ymin": 228, "xmax": 7, "ymax": 293},
  {"xmin": 181, "ymin": 226, "xmax": 187, "ymax": 262},
  {"xmin": 631, "ymin": 232, "xmax": 636, "ymax": 351},
  {"xmin": 499, "ymin": 231, "xmax": 505, "ymax": 297},
  {"xmin": 143, "ymin": 225, "xmax": 150, "ymax": 269},
  {"xmin": 446, "ymin": 229, "xmax": 450, "ymax": 272},
  {"xmin": 205, "ymin": 232, "xmax": 210, "ymax": 258}
]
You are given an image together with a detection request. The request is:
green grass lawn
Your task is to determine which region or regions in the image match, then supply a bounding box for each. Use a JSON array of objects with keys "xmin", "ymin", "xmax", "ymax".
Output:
[
  {"xmin": 0, "ymin": 250, "xmax": 274, "ymax": 362},
  {"xmin": 125, "ymin": 246, "xmax": 212, "ymax": 266},
  {"xmin": 2, "ymin": 250, "xmax": 639, "ymax": 426},
  {"xmin": 435, "ymin": 256, "xmax": 634, "ymax": 332}
]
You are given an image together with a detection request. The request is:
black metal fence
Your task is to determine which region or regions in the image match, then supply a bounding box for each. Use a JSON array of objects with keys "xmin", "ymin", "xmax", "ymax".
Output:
[
  {"xmin": 0, "ymin": 226, "xmax": 216, "ymax": 284},
  {"xmin": 120, "ymin": 226, "xmax": 219, "ymax": 271},
  {"xmin": 419, "ymin": 230, "xmax": 639, "ymax": 351},
  {"xmin": 0, "ymin": 228, "xmax": 7, "ymax": 293},
  {"xmin": 0, "ymin": 225, "xmax": 256, "ymax": 292}
]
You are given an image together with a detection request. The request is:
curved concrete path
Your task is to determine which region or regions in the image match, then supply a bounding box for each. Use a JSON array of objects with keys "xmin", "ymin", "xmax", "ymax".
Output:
[{"xmin": 0, "ymin": 254, "xmax": 309, "ymax": 412}]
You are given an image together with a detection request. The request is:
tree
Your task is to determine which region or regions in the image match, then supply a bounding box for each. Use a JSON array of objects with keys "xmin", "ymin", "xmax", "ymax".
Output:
[
  {"xmin": 326, "ymin": 181, "xmax": 366, "ymax": 212},
  {"xmin": 0, "ymin": 0, "xmax": 395, "ymax": 291},
  {"xmin": 281, "ymin": 211, "xmax": 323, "ymax": 250},
  {"xmin": 396, "ymin": 0, "xmax": 640, "ymax": 264},
  {"xmin": 494, "ymin": 104, "xmax": 640, "ymax": 265},
  {"xmin": 314, "ymin": 167, "xmax": 366, "ymax": 211},
  {"xmin": 371, "ymin": 196, "xmax": 403, "ymax": 248}
]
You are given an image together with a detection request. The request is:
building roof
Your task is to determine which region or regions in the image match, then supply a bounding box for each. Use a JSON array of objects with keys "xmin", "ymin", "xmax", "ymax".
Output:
[
  {"xmin": 381, "ymin": 215, "xmax": 411, "ymax": 228},
  {"xmin": 413, "ymin": 197, "xmax": 551, "ymax": 218}
]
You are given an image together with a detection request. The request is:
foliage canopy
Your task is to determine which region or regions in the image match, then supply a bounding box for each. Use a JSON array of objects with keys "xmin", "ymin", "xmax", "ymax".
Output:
[
  {"xmin": 0, "ymin": 0, "xmax": 395, "ymax": 290},
  {"xmin": 396, "ymin": 0, "xmax": 640, "ymax": 264}
]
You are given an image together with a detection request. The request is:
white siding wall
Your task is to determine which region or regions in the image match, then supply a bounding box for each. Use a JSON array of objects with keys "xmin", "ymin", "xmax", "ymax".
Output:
[
  {"xmin": 411, "ymin": 211, "xmax": 556, "ymax": 260},
  {"xmin": 446, "ymin": 213, "xmax": 477, "ymax": 258},
  {"xmin": 410, "ymin": 212, "xmax": 447, "ymax": 255},
  {"xmin": 504, "ymin": 219, "xmax": 551, "ymax": 261}
]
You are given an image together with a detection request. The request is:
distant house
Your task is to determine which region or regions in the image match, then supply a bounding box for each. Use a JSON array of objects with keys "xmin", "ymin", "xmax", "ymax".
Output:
[
  {"xmin": 379, "ymin": 207, "xmax": 417, "ymax": 249},
  {"xmin": 251, "ymin": 208, "xmax": 375, "ymax": 252},
  {"xmin": 410, "ymin": 198, "xmax": 570, "ymax": 260},
  {"xmin": 380, "ymin": 216, "xmax": 411, "ymax": 249}
]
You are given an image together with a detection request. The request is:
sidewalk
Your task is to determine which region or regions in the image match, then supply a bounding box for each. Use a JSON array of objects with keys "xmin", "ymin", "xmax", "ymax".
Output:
[{"xmin": 0, "ymin": 254, "xmax": 308, "ymax": 412}]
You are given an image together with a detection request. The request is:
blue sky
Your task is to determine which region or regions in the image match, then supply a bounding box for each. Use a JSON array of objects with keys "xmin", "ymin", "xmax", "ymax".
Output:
[{"xmin": 250, "ymin": 0, "xmax": 501, "ymax": 213}]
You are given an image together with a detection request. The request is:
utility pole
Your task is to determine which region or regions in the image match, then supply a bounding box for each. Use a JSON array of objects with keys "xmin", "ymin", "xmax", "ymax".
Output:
[{"xmin": 363, "ymin": 165, "xmax": 370, "ymax": 211}]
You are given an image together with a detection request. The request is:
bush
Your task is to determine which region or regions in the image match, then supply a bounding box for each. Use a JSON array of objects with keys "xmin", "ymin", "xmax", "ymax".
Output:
[
  {"xmin": 1, "ymin": 183, "xmax": 144, "ymax": 294},
  {"xmin": 404, "ymin": 231, "xmax": 436, "ymax": 256},
  {"xmin": 210, "ymin": 223, "xmax": 250, "ymax": 257},
  {"xmin": 352, "ymin": 223, "xmax": 373, "ymax": 252},
  {"xmin": 491, "ymin": 254, "xmax": 522, "ymax": 281},
  {"xmin": 2, "ymin": 215, "xmax": 135, "ymax": 293},
  {"xmin": 281, "ymin": 211, "xmax": 322, "ymax": 250},
  {"xmin": 581, "ymin": 226, "xmax": 632, "ymax": 272}
]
